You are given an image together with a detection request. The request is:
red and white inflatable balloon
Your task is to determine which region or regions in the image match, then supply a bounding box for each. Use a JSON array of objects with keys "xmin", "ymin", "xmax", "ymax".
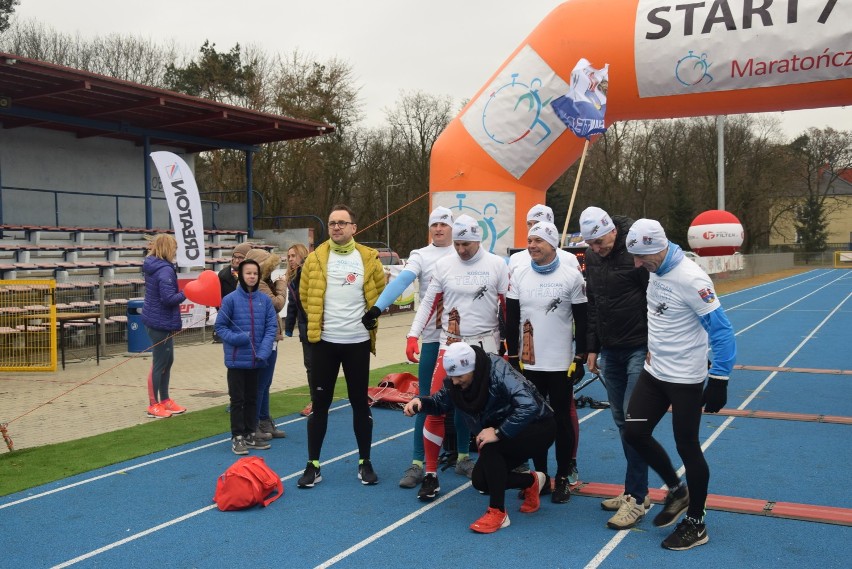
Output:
[{"xmin": 688, "ymin": 210, "xmax": 744, "ymax": 257}]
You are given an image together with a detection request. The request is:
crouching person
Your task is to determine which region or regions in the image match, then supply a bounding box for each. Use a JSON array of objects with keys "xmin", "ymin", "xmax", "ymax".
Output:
[{"xmin": 403, "ymin": 342, "xmax": 555, "ymax": 534}]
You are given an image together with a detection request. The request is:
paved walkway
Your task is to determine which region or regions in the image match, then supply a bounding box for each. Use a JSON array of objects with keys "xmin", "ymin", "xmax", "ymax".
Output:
[{"xmin": 0, "ymin": 311, "xmax": 415, "ymax": 449}]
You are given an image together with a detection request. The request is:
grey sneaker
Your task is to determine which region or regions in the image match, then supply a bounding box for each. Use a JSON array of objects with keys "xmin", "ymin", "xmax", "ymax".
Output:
[
  {"xmin": 399, "ymin": 464, "xmax": 425, "ymax": 488},
  {"xmin": 653, "ymin": 484, "xmax": 690, "ymax": 528},
  {"xmin": 454, "ymin": 456, "xmax": 476, "ymax": 479},
  {"xmin": 231, "ymin": 436, "xmax": 248, "ymax": 455},
  {"xmin": 607, "ymin": 494, "xmax": 646, "ymax": 530},
  {"xmin": 253, "ymin": 428, "xmax": 273, "ymax": 441},
  {"xmin": 602, "ymin": 493, "xmax": 651, "ymax": 511},
  {"xmin": 259, "ymin": 418, "xmax": 286, "ymax": 439},
  {"xmin": 244, "ymin": 434, "xmax": 271, "ymax": 450}
]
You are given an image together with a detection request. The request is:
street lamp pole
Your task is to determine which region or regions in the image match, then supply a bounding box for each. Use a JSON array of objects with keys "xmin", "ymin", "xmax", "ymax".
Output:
[{"xmin": 385, "ymin": 182, "xmax": 403, "ymax": 250}]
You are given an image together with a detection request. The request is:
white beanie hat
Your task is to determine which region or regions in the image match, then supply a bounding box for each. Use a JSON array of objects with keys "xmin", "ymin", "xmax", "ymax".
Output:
[
  {"xmin": 526, "ymin": 204, "xmax": 554, "ymax": 224},
  {"xmin": 528, "ymin": 221, "xmax": 559, "ymax": 250},
  {"xmin": 579, "ymin": 206, "xmax": 615, "ymax": 241},
  {"xmin": 452, "ymin": 214, "xmax": 482, "ymax": 242},
  {"xmin": 443, "ymin": 342, "xmax": 476, "ymax": 376},
  {"xmin": 428, "ymin": 206, "xmax": 453, "ymax": 227},
  {"xmin": 626, "ymin": 219, "xmax": 669, "ymax": 254}
]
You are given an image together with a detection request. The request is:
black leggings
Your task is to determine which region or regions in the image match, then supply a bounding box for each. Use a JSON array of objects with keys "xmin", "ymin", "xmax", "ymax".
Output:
[
  {"xmin": 623, "ymin": 370, "xmax": 709, "ymax": 519},
  {"xmin": 307, "ymin": 340, "xmax": 373, "ymax": 461},
  {"xmin": 524, "ymin": 369, "xmax": 576, "ymax": 477},
  {"xmin": 227, "ymin": 368, "xmax": 259, "ymax": 438},
  {"xmin": 471, "ymin": 417, "xmax": 556, "ymax": 510}
]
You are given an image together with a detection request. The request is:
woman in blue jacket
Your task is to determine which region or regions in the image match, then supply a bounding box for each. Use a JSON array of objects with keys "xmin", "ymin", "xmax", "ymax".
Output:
[
  {"xmin": 141, "ymin": 234, "xmax": 186, "ymax": 419},
  {"xmin": 215, "ymin": 258, "xmax": 279, "ymax": 455}
]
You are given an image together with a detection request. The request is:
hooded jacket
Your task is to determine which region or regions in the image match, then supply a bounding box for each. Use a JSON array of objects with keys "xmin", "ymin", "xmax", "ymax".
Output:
[
  {"xmin": 141, "ymin": 256, "xmax": 186, "ymax": 331},
  {"xmin": 214, "ymin": 264, "xmax": 279, "ymax": 369},
  {"xmin": 584, "ymin": 215, "xmax": 649, "ymax": 353},
  {"xmin": 420, "ymin": 352, "xmax": 552, "ymax": 438},
  {"xmin": 245, "ymin": 249, "xmax": 287, "ymax": 340}
]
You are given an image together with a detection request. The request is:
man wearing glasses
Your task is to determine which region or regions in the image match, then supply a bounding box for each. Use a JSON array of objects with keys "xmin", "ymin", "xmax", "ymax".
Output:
[{"xmin": 297, "ymin": 204, "xmax": 386, "ymax": 489}]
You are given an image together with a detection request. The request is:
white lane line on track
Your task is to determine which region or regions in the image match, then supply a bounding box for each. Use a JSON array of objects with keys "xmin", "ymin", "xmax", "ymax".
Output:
[
  {"xmin": 313, "ymin": 408, "xmax": 608, "ymax": 569},
  {"xmin": 50, "ymin": 425, "xmax": 413, "ymax": 569},
  {"xmin": 0, "ymin": 404, "xmax": 349, "ymax": 510},
  {"xmin": 725, "ymin": 269, "xmax": 836, "ymax": 310},
  {"xmin": 583, "ymin": 290, "xmax": 851, "ymax": 569},
  {"xmin": 719, "ymin": 269, "xmax": 823, "ymax": 299}
]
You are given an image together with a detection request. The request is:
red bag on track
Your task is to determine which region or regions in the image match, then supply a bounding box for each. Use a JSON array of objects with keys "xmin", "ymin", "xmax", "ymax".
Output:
[
  {"xmin": 367, "ymin": 372, "xmax": 420, "ymax": 409},
  {"xmin": 214, "ymin": 456, "xmax": 283, "ymax": 511}
]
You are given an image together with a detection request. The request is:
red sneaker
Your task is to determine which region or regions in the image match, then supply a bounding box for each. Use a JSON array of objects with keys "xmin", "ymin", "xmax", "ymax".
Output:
[
  {"xmin": 470, "ymin": 507, "xmax": 510, "ymax": 533},
  {"xmin": 520, "ymin": 471, "xmax": 546, "ymax": 513},
  {"xmin": 162, "ymin": 399, "xmax": 186, "ymax": 414},
  {"xmin": 300, "ymin": 402, "xmax": 313, "ymax": 417},
  {"xmin": 146, "ymin": 403, "xmax": 172, "ymax": 419}
]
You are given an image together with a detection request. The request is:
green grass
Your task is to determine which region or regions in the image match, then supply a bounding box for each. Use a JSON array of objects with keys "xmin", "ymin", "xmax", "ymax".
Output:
[{"xmin": 0, "ymin": 362, "xmax": 413, "ymax": 497}]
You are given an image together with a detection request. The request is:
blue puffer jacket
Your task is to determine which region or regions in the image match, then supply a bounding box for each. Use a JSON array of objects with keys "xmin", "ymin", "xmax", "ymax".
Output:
[
  {"xmin": 141, "ymin": 256, "xmax": 186, "ymax": 332},
  {"xmin": 215, "ymin": 284, "xmax": 278, "ymax": 369},
  {"xmin": 421, "ymin": 353, "xmax": 553, "ymax": 438}
]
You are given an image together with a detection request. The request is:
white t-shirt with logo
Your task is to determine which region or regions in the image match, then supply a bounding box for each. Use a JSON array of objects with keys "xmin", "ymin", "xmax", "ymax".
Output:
[
  {"xmin": 645, "ymin": 258, "xmax": 720, "ymax": 384},
  {"xmin": 508, "ymin": 248, "xmax": 580, "ymax": 277},
  {"xmin": 321, "ymin": 250, "xmax": 370, "ymax": 344},
  {"xmin": 508, "ymin": 261, "xmax": 587, "ymax": 371},
  {"xmin": 410, "ymin": 249, "xmax": 509, "ymax": 350},
  {"xmin": 404, "ymin": 243, "xmax": 455, "ymax": 344}
]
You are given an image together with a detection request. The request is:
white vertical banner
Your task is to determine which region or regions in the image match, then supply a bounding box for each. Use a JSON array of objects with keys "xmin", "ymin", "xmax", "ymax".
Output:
[{"xmin": 150, "ymin": 151, "xmax": 205, "ymax": 268}]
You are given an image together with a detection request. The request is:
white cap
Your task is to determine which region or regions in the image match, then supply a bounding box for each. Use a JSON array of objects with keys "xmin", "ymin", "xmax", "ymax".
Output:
[
  {"xmin": 428, "ymin": 206, "xmax": 453, "ymax": 227},
  {"xmin": 528, "ymin": 221, "xmax": 559, "ymax": 249},
  {"xmin": 443, "ymin": 342, "xmax": 476, "ymax": 376},
  {"xmin": 526, "ymin": 204, "xmax": 554, "ymax": 224},
  {"xmin": 579, "ymin": 206, "xmax": 615, "ymax": 241},
  {"xmin": 626, "ymin": 219, "xmax": 669, "ymax": 254},
  {"xmin": 452, "ymin": 214, "xmax": 482, "ymax": 242}
]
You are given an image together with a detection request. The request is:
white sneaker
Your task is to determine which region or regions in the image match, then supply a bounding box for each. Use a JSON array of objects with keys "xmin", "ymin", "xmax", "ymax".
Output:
[
  {"xmin": 606, "ymin": 495, "xmax": 645, "ymax": 530},
  {"xmin": 601, "ymin": 492, "xmax": 651, "ymax": 511}
]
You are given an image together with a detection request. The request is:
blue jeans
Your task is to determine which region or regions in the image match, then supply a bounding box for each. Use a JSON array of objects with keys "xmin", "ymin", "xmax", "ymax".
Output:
[
  {"xmin": 412, "ymin": 342, "xmax": 471, "ymax": 462},
  {"xmin": 600, "ymin": 345, "xmax": 649, "ymax": 501},
  {"xmin": 256, "ymin": 346, "xmax": 278, "ymax": 421}
]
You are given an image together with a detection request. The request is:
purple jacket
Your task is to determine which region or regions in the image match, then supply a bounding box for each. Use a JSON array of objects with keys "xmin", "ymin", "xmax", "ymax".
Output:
[{"xmin": 141, "ymin": 256, "xmax": 186, "ymax": 331}]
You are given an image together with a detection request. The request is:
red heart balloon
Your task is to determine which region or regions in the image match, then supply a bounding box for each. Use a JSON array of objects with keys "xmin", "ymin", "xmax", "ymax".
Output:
[{"xmin": 184, "ymin": 270, "xmax": 222, "ymax": 307}]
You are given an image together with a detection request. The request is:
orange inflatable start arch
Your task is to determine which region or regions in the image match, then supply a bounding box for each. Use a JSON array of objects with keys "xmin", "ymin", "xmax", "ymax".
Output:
[{"xmin": 429, "ymin": 0, "xmax": 852, "ymax": 253}]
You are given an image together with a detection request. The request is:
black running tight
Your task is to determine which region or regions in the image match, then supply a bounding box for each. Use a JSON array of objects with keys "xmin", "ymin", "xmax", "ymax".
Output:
[{"xmin": 623, "ymin": 370, "xmax": 709, "ymax": 519}]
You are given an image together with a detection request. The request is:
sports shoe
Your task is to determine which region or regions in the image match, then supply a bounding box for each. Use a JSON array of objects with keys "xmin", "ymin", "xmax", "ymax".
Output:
[
  {"xmin": 602, "ymin": 493, "xmax": 652, "ymax": 511},
  {"xmin": 161, "ymin": 398, "xmax": 186, "ymax": 414},
  {"xmin": 567, "ymin": 460, "xmax": 579, "ymax": 486},
  {"xmin": 470, "ymin": 507, "xmax": 510, "ymax": 533},
  {"xmin": 551, "ymin": 475, "xmax": 572, "ymax": 504},
  {"xmin": 455, "ymin": 456, "xmax": 476, "ymax": 479},
  {"xmin": 253, "ymin": 428, "xmax": 273, "ymax": 441},
  {"xmin": 418, "ymin": 473, "xmax": 440, "ymax": 500},
  {"xmin": 358, "ymin": 460, "xmax": 378, "ymax": 485},
  {"xmin": 231, "ymin": 436, "xmax": 248, "ymax": 455},
  {"xmin": 297, "ymin": 462, "xmax": 322, "ymax": 488},
  {"xmin": 244, "ymin": 434, "xmax": 271, "ymax": 450},
  {"xmin": 607, "ymin": 494, "xmax": 646, "ymax": 530},
  {"xmin": 520, "ymin": 471, "xmax": 546, "ymax": 513},
  {"xmin": 259, "ymin": 418, "xmax": 286, "ymax": 439},
  {"xmin": 146, "ymin": 403, "xmax": 172, "ymax": 419},
  {"xmin": 661, "ymin": 516, "xmax": 708, "ymax": 550},
  {"xmin": 300, "ymin": 402, "xmax": 313, "ymax": 416},
  {"xmin": 653, "ymin": 484, "xmax": 690, "ymax": 527},
  {"xmin": 518, "ymin": 473, "xmax": 551, "ymax": 499},
  {"xmin": 399, "ymin": 464, "xmax": 425, "ymax": 488}
]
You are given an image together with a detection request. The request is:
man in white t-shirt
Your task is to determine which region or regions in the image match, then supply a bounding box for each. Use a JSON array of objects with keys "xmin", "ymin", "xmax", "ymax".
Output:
[
  {"xmin": 362, "ymin": 206, "xmax": 476, "ymax": 487},
  {"xmin": 623, "ymin": 219, "xmax": 736, "ymax": 551},
  {"xmin": 505, "ymin": 221, "xmax": 588, "ymax": 504},
  {"xmin": 405, "ymin": 214, "xmax": 509, "ymax": 501},
  {"xmin": 508, "ymin": 204, "xmax": 580, "ymax": 275}
]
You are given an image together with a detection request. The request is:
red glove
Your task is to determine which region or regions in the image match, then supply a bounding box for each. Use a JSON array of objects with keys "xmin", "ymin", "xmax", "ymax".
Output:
[{"xmin": 406, "ymin": 336, "xmax": 420, "ymax": 363}]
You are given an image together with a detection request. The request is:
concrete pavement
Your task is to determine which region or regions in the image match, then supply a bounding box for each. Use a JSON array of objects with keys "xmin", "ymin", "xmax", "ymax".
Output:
[{"xmin": 0, "ymin": 311, "xmax": 415, "ymax": 450}]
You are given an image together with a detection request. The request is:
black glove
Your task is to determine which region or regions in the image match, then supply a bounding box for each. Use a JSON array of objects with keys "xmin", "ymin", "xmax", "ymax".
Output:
[
  {"xmin": 568, "ymin": 356, "xmax": 585, "ymax": 385},
  {"xmin": 361, "ymin": 306, "xmax": 382, "ymax": 330},
  {"xmin": 702, "ymin": 376, "xmax": 728, "ymax": 413},
  {"xmin": 507, "ymin": 356, "xmax": 522, "ymax": 374}
]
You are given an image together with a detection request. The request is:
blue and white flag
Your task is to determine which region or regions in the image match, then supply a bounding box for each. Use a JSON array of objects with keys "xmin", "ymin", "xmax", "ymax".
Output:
[{"xmin": 551, "ymin": 58, "xmax": 609, "ymax": 139}]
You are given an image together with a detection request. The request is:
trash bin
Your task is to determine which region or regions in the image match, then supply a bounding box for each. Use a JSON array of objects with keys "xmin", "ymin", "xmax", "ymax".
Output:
[{"xmin": 127, "ymin": 299, "xmax": 153, "ymax": 353}]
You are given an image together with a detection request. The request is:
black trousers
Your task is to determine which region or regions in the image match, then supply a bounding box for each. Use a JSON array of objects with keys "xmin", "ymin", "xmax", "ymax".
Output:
[
  {"xmin": 227, "ymin": 368, "xmax": 259, "ymax": 438},
  {"xmin": 524, "ymin": 369, "xmax": 576, "ymax": 477}
]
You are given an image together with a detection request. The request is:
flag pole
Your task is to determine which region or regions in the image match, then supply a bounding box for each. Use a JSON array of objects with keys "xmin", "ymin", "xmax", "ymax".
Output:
[{"xmin": 560, "ymin": 138, "xmax": 590, "ymax": 247}]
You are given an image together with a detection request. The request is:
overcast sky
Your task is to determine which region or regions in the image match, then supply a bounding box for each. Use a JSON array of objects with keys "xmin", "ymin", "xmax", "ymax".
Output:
[{"xmin": 11, "ymin": 0, "xmax": 851, "ymax": 140}]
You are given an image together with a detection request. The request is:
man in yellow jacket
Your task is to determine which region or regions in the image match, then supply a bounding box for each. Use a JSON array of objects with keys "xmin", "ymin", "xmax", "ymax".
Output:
[{"xmin": 297, "ymin": 204, "xmax": 386, "ymax": 488}]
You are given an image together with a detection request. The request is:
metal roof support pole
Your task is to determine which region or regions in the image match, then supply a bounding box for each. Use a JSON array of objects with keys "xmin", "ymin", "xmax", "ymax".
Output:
[
  {"xmin": 144, "ymin": 136, "xmax": 153, "ymax": 229},
  {"xmin": 246, "ymin": 149, "xmax": 254, "ymax": 238}
]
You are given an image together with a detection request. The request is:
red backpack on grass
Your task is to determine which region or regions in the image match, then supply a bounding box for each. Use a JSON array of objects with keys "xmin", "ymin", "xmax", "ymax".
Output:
[{"xmin": 214, "ymin": 456, "xmax": 283, "ymax": 511}]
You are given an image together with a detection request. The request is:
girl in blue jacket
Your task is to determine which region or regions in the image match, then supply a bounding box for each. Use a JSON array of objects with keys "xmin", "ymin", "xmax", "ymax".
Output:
[{"xmin": 215, "ymin": 258, "xmax": 279, "ymax": 455}]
